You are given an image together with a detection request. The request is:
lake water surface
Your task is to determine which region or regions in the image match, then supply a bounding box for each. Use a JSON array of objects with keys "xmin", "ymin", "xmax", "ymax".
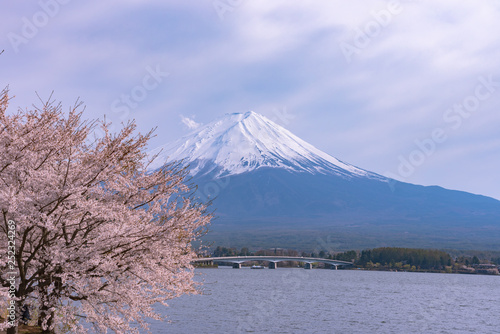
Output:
[{"xmin": 147, "ymin": 268, "xmax": 500, "ymax": 333}]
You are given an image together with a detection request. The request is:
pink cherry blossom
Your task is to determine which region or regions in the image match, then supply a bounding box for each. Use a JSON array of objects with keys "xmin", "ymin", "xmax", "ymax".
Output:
[{"xmin": 0, "ymin": 89, "xmax": 212, "ymax": 333}]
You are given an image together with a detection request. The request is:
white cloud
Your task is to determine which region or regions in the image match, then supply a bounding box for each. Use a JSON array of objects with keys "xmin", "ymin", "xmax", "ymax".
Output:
[
  {"xmin": 3, "ymin": 0, "xmax": 500, "ymax": 198},
  {"xmin": 180, "ymin": 115, "xmax": 202, "ymax": 130}
]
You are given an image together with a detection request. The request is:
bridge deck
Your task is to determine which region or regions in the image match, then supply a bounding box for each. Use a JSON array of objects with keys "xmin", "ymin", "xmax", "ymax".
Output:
[{"xmin": 192, "ymin": 256, "xmax": 353, "ymax": 266}]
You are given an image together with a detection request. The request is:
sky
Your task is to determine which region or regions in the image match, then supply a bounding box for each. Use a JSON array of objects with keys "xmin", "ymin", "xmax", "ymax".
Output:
[{"xmin": 2, "ymin": 0, "xmax": 500, "ymax": 199}]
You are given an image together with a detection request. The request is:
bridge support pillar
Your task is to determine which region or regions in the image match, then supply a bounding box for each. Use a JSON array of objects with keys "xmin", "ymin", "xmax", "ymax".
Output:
[
  {"xmin": 268, "ymin": 262, "xmax": 278, "ymax": 269},
  {"xmin": 305, "ymin": 263, "xmax": 313, "ymax": 270},
  {"xmin": 331, "ymin": 265, "xmax": 338, "ymax": 270},
  {"xmin": 232, "ymin": 263, "xmax": 241, "ymax": 269}
]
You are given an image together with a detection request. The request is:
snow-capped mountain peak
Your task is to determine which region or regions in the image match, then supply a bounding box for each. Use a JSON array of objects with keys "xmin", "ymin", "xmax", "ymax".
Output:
[{"xmin": 149, "ymin": 111, "xmax": 382, "ymax": 179}]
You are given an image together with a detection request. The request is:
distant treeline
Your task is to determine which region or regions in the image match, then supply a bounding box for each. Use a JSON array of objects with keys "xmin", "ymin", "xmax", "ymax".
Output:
[
  {"xmin": 210, "ymin": 246, "xmax": 500, "ymax": 271},
  {"xmin": 358, "ymin": 247, "xmax": 452, "ymax": 269}
]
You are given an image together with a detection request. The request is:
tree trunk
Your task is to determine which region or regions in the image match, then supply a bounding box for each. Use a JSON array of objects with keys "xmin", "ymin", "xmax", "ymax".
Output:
[
  {"xmin": 6, "ymin": 298, "xmax": 22, "ymax": 334},
  {"xmin": 38, "ymin": 294, "xmax": 55, "ymax": 334},
  {"xmin": 38, "ymin": 307, "xmax": 55, "ymax": 334},
  {"xmin": 6, "ymin": 324, "xmax": 17, "ymax": 334}
]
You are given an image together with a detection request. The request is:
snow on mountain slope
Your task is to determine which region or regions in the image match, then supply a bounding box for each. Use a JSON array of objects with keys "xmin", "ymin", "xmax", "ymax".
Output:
[{"xmin": 149, "ymin": 111, "xmax": 385, "ymax": 180}]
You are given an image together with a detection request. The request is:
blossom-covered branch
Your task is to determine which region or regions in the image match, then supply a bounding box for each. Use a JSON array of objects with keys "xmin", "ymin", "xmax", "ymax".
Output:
[{"xmin": 0, "ymin": 89, "xmax": 211, "ymax": 333}]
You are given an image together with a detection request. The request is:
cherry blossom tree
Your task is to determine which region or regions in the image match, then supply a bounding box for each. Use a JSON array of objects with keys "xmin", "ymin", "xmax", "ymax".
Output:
[{"xmin": 0, "ymin": 89, "xmax": 211, "ymax": 333}]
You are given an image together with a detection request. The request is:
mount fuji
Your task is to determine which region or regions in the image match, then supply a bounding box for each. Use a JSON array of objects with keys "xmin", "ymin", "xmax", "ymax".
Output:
[
  {"xmin": 149, "ymin": 111, "xmax": 382, "ymax": 179},
  {"xmin": 151, "ymin": 112, "xmax": 500, "ymax": 250}
]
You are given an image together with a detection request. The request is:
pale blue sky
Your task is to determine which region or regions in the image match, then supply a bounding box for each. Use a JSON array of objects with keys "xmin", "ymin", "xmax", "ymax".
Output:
[{"xmin": 2, "ymin": 1, "xmax": 500, "ymax": 199}]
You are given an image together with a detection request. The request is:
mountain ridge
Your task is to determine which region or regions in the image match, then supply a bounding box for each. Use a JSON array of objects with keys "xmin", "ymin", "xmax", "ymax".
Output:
[
  {"xmin": 150, "ymin": 111, "xmax": 500, "ymax": 250},
  {"xmin": 150, "ymin": 111, "xmax": 384, "ymax": 180}
]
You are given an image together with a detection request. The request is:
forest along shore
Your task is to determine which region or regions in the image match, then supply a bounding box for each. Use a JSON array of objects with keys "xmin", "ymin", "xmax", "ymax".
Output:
[{"xmin": 194, "ymin": 246, "xmax": 500, "ymax": 275}]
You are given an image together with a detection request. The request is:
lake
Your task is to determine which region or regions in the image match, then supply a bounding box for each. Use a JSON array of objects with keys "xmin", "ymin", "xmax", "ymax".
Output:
[{"xmin": 146, "ymin": 268, "xmax": 500, "ymax": 333}]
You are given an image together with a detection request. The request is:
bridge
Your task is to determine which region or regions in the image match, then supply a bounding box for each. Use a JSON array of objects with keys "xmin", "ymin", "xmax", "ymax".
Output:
[{"xmin": 192, "ymin": 256, "xmax": 353, "ymax": 269}]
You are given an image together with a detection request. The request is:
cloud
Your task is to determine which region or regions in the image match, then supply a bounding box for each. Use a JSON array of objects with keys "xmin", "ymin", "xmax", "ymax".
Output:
[
  {"xmin": 180, "ymin": 115, "xmax": 202, "ymax": 130},
  {"xmin": 3, "ymin": 1, "xmax": 500, "ymax": 199}
]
